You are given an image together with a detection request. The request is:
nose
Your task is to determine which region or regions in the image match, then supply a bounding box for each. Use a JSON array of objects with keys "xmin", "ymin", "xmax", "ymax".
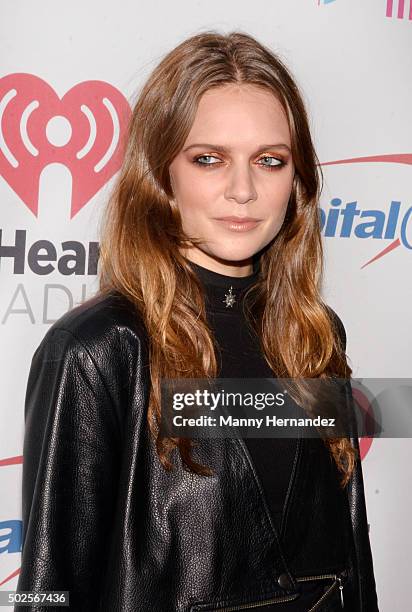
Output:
[{"xmin": 224, "ymin": 164, "xmax": 258, "ymax": 205}]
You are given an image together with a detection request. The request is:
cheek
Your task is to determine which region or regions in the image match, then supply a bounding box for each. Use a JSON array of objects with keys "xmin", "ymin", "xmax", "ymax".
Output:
[
  {"xmin": 178, "ymin": 191, "xmax": 208, "ymax": 217},
  {"xmin": 261, "ymin": 182, "xmax": 292, "ymax": 215},
  {"xmin": 176, "ymin": 192, "xmax": 210, "ymax": 233},
  {"xmin": 177, "ymin": 173, "xmax": 217, "ymax": 216},
  {"xmin": 269, "ymin": 173, "xmax": 294, "ymax": 210}
]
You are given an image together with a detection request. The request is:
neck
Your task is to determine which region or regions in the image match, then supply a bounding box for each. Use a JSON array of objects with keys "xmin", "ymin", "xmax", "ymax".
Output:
[
  {"xmin": 186, "ymin": 258, "xmax": 259, "ymax": 314},
  {"xmin": 181, "ymin": 251, "xmax": 255, "ymax": 277}
]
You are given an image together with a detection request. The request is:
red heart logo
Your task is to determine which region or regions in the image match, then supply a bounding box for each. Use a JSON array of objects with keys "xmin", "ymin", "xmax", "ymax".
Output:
[{"xmin": 0, "ymin": 73, "xmax": 131, "ymax": 218}]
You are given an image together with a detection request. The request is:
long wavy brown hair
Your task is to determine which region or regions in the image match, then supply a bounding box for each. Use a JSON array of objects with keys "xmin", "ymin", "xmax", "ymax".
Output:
[{"xmin": 97, "ymin": 30, "xmax": 357, "ymax": 487}]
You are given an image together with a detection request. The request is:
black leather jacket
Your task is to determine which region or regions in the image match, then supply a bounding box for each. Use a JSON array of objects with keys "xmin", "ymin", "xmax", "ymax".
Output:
[{"xmin": 16, "ymin": 290, "xmax": 379, "ymax": 611}]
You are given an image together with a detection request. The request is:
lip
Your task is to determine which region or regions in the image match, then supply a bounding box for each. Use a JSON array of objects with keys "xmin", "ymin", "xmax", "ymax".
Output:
[
  {"xmin": 216, "ymin": 216, "xmax": 261, "ymax": 222},
  {"xmin": 214, "ymin": 217, "xmax": 262, "ymax": 232}
]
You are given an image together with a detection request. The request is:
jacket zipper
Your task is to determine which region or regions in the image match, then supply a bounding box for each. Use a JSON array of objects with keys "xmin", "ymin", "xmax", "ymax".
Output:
[
  {"xmin": 198, "ymin": 571, "xmax": 346, "ymax": 611},
  {"xmin": 296, "ymin": 573, "xmax": 344, "ymax": 611},
  {"xmin": 202, "ymin": 592, "xmax": 300, "ymax": 611}
]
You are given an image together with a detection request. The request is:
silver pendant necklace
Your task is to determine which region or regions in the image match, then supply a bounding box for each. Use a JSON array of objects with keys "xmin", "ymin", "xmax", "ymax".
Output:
[{"xmin": 223, "ymin": 286, "xmax": 237, "ymax": 308}]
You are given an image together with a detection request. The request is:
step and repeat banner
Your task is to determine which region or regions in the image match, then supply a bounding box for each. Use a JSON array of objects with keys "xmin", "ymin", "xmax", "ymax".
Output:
[{"xmin": 1, "ymin": 1, "xmax": 410, "ymax": 610}]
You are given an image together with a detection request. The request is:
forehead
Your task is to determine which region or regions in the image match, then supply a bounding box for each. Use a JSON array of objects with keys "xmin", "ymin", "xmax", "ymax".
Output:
[{"xmin": 186, "ymin": 84, "xmax": 291, "ymax": 145}]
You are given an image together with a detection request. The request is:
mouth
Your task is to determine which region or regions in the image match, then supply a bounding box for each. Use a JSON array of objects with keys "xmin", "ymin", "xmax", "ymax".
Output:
[
  {"xmin": 215, "ymin": 216, "xmax": 261, "ymax": 222},
  {"xmin": 213, "ymin": 217, "xmax": 262, "ymax": 232}
]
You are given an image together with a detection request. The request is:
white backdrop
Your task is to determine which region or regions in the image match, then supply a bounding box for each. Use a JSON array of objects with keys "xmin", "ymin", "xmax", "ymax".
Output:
[{"xmin": 1, "ymin": 1, "xmax": 411, "ymax": 610}]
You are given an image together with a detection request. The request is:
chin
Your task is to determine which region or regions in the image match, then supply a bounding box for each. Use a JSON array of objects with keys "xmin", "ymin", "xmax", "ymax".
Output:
[{"xmin": 207, "ymin": 247, "xmax": 259, "ymax": 263}]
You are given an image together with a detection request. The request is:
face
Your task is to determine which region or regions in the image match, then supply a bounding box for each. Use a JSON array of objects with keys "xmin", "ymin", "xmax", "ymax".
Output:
[{"xmin": 168, "ymin": 83, "xmax": 295, "ymax": 276}]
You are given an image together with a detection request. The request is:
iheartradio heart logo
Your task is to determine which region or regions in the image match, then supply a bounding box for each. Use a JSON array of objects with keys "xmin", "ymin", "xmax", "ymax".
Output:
[{"xmin": 0, "ymin": 73, "xmax": 131, "ymax": 218}]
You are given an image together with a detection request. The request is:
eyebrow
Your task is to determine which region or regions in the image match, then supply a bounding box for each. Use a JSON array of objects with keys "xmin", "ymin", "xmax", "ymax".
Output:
[{"xmin": 182, "ymin": 143, "xmax": 291, "ymax": 153}]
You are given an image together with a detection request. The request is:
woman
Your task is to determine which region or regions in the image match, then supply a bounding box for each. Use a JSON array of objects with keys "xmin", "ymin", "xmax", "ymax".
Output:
[{"xmin": 16, "ymin": 31, "xmax": 379, "ymax": 611}]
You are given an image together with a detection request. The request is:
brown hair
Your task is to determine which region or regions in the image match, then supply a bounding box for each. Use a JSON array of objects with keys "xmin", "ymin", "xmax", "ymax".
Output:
[{"xmin": 98, "ymin": 30, "xmax": 357, "ymax": 487}]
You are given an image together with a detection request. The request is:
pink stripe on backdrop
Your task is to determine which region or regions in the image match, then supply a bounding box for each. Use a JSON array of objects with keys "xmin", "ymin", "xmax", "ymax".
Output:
[
  {"xmin": 0, "ymin": 455, "xmax": 23, "ymax": 467},
  {"xmin": 360, "ymin": 238, "xmax": 401, "ymax": 269},
  {"xmin": 397, "ymin": 0, "xmax": 405, "ymax": 18},
  {"xmin": 386, "ymin": 0, "xmax": 394, "ymax": 17}
]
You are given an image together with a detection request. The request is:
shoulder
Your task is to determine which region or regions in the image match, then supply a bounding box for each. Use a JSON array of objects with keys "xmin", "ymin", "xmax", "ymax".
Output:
[
  {"xmin": 325, "ymin": 304, "xmax": 347, "ymax": 352},
  {"xmin": 23, "ymin": 291, "xmax": 151, "ymax": 445},
  {"xmin": 33, "ymin": 290, "xmax": 149, "ymax": 375}
]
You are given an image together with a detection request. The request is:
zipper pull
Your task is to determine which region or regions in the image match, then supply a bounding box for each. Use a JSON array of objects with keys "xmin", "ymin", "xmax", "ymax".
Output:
[{"xmin": 337, "ymin": 576, "xmax": 344, "ymax": 608}]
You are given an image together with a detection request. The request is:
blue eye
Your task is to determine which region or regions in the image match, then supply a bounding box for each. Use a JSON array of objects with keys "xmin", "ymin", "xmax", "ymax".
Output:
[
  {"xmin": 258, "ymin": 156, "xmax": 285, "ymax": 170},
  {"xmin": 193, "ymin": 155, "xmax": 220, "ymax": 166}
]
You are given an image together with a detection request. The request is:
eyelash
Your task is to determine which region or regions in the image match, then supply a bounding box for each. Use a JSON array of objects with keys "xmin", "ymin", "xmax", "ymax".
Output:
[{"xmin": 192, "ymin": 154, "xmax": 286, "ymax": 171}]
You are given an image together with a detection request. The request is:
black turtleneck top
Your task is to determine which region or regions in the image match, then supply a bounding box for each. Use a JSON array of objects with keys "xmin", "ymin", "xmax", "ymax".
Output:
[{"xmin": 187, "ymin": 259, "xmax": 298, "ymax": 535}]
